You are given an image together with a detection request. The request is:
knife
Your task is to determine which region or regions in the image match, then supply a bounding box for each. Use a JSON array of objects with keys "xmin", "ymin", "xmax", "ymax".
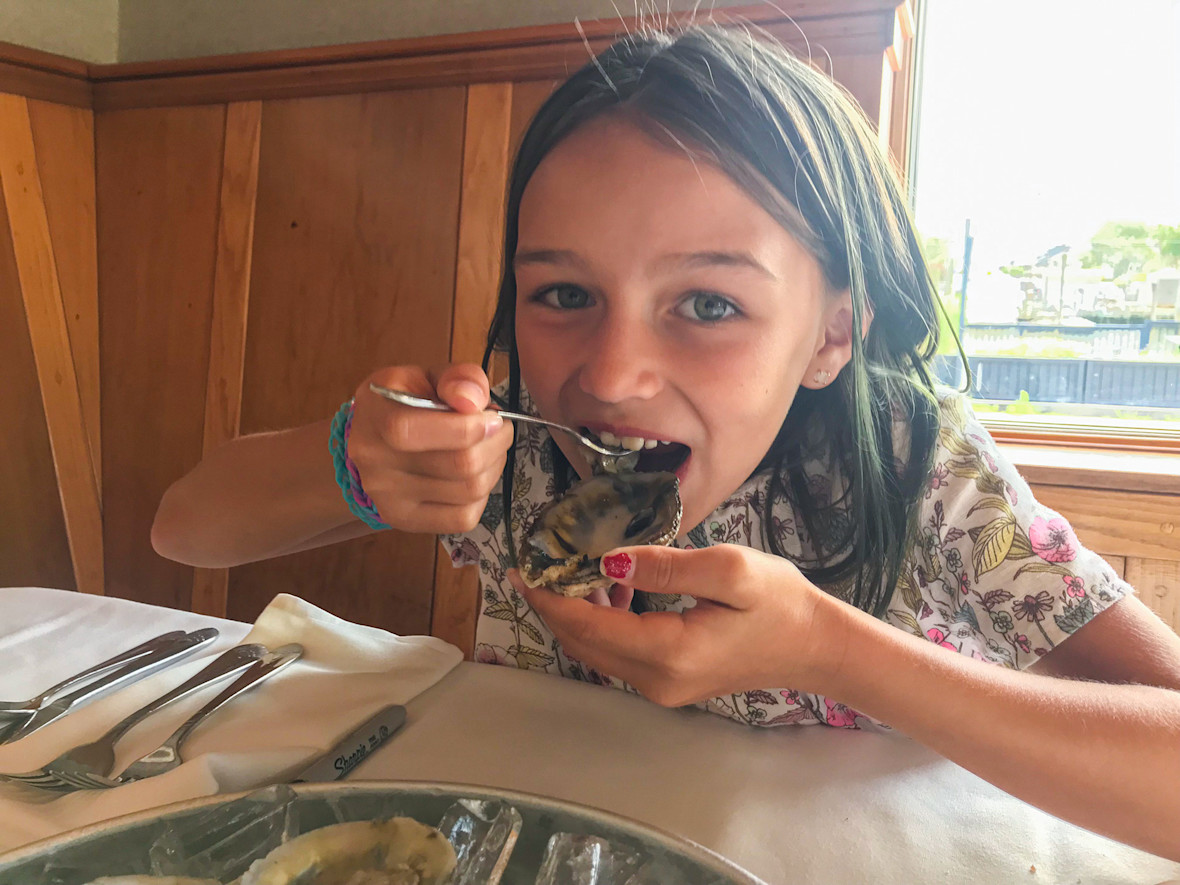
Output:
[
  {"xmin": 291, "ymin": 704, "xmax": 407, "ymax": 783},
  {"xmin": 12, "ymin": 628, "xmax": 220, "ymax": 741}
]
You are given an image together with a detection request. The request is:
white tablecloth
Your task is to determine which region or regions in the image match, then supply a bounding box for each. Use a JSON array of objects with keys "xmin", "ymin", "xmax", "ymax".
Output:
[{"xmin": 1, "ymin": 586, "xmax": 1178, "ymax": 884}]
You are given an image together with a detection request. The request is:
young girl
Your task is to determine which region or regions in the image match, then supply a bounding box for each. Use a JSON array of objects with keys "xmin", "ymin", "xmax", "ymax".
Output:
[{"xmin": 152, "ymin": 25, "xmax": 1180, "ymax": 861}]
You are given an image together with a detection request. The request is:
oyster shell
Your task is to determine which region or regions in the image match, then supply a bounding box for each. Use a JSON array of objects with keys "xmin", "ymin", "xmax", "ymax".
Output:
[
  {"xmin": 521, "ymin": 471, "xmax": 681, "ymax": 597},
  {"xmin": 240, "ymin": 817, "xmax": 456, "ymax": 885},
  {"xmin": 84, "ymin": 879, "xmax": 220, "ymax": 885}
]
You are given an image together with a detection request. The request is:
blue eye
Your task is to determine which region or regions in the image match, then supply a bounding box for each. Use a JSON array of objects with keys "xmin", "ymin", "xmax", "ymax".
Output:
[
  {"xmin": 678, "ymin": 292, "xmax": 737, "ymax": 322},
  {"xmin": 535, "ymin": 284, "xmax": 591, "ymax": 309}
]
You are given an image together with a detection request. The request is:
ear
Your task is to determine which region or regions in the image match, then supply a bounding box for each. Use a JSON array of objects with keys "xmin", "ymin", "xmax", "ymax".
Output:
[{"xmin": 802, "ymin": 289, "xmax": 867, "ymax": 389}]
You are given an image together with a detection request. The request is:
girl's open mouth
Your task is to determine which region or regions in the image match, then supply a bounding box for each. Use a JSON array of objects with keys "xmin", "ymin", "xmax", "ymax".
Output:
[{"xmin": 583, "ymin": 429, "xmax": 691, "ymax": 475}]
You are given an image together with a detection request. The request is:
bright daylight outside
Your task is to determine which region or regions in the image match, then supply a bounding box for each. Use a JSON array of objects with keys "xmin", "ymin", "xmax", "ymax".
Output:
[{"xmin": 913, "ymin": 0, "xmax": 1180, "ymax": 436}]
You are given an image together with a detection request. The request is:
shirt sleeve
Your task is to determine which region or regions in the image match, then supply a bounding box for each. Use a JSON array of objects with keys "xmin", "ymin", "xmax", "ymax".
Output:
[{"xmin": 883, "ymin": 389, "xmax": 1130, "ymax": 670}]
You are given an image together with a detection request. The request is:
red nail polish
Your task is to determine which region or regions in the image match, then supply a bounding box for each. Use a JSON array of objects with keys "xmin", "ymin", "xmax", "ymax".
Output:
[{"xmin": 601, "ymin": 552, "xmax": 633, "ymax": 580}]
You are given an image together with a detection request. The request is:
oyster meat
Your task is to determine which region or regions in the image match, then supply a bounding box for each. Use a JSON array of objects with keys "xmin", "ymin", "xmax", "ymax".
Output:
[
  {"xmin": 240, "ymin": 817, "xmax": 456, "ymax": 885},
  {"xmin": 521, "ymin": 471, "xmax": 681, "ymax": 597}
]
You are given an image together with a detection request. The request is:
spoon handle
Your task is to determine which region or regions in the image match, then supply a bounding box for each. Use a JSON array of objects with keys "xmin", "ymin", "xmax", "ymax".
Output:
[
  {"xmin": 367, "ymin": 383, "xmax": 625, "ymax": 458},
  {"xmin": 370, "ymin": 385, "xmax": 535, "ymax": 424}
]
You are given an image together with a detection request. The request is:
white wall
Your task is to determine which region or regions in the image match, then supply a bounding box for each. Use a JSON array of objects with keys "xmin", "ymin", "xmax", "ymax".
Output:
[
  {"xmin": 1, "ymin": 0, "xmax": 750, "ymax": 64},
  {"xmin": 0, "ymin": 0, "xmax": 118, "ymax": 64},
  {"xmin": 2, "ymin": 0, "xmax": 745, "ymax": 65},
  {"xmin": 116, "ymin": 0, "xmax": 749, "ymax": 62}
]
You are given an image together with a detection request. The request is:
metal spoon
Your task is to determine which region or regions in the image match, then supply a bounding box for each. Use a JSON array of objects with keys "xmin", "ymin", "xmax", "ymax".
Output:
[{"xmin": 369, "ymin": 383, "xmax": 637, "ymax": 464}]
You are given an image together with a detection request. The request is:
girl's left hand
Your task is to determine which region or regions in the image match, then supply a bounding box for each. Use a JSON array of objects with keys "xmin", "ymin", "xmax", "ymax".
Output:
[{"xmin": 510, "ymin": 544, "xmax": 845, "ymax": 707}]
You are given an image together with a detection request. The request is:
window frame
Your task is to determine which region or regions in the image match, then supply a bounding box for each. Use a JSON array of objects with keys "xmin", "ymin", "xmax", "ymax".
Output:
[{"xmin": 897, "ymin": 0, "xmax": 1180, "ymax": 457}]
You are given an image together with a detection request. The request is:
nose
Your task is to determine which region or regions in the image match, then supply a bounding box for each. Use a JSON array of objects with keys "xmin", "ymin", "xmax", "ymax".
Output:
[{"xmin": 576, "ymin": 306, "xmax": 664, "ymax": 404}]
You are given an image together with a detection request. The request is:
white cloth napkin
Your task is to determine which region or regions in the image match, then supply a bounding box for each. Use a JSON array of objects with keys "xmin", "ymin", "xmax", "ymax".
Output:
[{"xmin": 0, "ymin": 593, "xmax": 462, "ymax": 850}]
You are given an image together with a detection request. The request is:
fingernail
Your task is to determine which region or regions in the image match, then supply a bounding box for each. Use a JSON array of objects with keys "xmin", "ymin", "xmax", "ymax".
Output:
[
  {"xmin": 483, "ymin": 413, "xmax": 504, "ymax": 438},
  {"xmin": 453, "ymin": 380, "xmax": 484, "ymax": 411},
  {"xmin": 601, "ymin": 551, "xmax": 634, "ymax": 581}
]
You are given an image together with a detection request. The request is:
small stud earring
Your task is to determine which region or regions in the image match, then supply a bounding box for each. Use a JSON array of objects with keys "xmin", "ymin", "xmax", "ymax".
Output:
[{"xmin": 813, "ymin": 369, "xmax": 831, "ymax": 386}]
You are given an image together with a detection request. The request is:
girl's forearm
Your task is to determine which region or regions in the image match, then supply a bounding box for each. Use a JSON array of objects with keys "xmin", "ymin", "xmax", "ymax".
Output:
[
  {"xmin": 151, "ymin": 419, "xmax": 363, "ymax": 568},
  {"xmin": 815, "ymin": 596, "xmax": 1180, "ymax": 862}
]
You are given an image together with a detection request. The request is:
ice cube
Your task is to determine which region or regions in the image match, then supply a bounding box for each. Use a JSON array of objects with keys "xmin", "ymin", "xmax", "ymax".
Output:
[
  {"xmin": 437, "ymin": 798, "xmax": 523, "ymax": 885},
  {"xmin": 148, "ymin": 784, "xmax": 297, "ymax": 880},
  {"xmin": 534, "ymin": 833, "xmax": 645, "ymax": 885}
]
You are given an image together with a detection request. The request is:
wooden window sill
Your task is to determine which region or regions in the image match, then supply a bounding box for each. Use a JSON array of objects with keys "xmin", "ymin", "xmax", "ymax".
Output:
[{"xmin": 999, "ymin": 442, "xmax": 1180, "ymax": 497}]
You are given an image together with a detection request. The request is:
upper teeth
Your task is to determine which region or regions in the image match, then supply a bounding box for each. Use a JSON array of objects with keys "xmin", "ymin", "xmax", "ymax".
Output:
[{"xmin": 597, "ymin": 430, "xmax": 672, "ymax": 451}]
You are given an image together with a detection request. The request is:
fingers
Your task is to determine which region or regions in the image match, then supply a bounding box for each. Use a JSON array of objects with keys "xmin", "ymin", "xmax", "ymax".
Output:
[
  {"xmin": 343, "ymin": 364, "xmax": 514, "ymax": 534},
  {"xmin": 431, "ymin": 363, "xmax": 494, "ymax": 413},
  {"xmin": 581, "ymin": 583, "xmax": 634, "ymax": 609},
  {"xmin": 362, "ymin": 367, "xmax": 505, "ymax": 453},
  {"xmin": 352, "ymin": 424, "xmax": 509, "ymax": 534},
  {"xmin": 513, "ymin": 548, "xmax": 819, "ymax": 708},
  {"xmin": 599, "ymin": 544, "xmax": 770, "ymax": 610},
  {"xmin": 510, "ymin": 571, "xmax": 657, "ymax": 657},
  {"xmin": 608, "ymin": 582, "xmax": 635, "ymax": 610},
  {"xmin": 513, "ymin": 571, "xmax": 698, "ymax": 703}
]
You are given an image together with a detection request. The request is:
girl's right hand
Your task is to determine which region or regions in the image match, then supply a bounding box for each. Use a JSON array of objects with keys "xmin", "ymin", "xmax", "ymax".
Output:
[{"xmin": 344, "ymin": 363, "xmax": 514, "ymax": 534}]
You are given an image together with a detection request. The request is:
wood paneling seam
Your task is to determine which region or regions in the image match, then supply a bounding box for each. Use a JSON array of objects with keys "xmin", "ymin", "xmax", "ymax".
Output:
[
  {"xmin": 192, "ymin": 100, "xmax": 262, "ymax": 618},
  {"xmin": 430, "ymin": 81, "xmax": 514, "ymax": 657}
]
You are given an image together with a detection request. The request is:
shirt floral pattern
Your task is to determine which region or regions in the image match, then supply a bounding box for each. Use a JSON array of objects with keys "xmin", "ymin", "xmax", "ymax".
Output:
[{"xmin": 440, "ymin": 385, "xmax": 1129, "ymax": 730}]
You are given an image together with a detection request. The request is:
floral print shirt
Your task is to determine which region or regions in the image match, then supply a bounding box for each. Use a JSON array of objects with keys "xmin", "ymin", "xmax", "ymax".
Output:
[{"xmin": 440, "ymin": 385, "xmax": 1129, "ymax": 730}]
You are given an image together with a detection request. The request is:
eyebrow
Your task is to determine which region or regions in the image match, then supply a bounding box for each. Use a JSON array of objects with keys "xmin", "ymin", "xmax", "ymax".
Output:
[{"xmin": 513, "ymin": 248, "xmax": 778, "ymax": 280}]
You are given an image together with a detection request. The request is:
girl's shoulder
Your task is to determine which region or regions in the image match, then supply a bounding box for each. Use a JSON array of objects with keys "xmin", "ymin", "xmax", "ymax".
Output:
[{"xmin": 891, "ymin": 385, "xmax": 1130, "ymax": 669}]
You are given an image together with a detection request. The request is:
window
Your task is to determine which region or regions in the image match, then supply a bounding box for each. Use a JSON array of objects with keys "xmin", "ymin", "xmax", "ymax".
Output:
[{"xmin": 911, "ymin": 0, "xmax": 1180, "ymax": 446}]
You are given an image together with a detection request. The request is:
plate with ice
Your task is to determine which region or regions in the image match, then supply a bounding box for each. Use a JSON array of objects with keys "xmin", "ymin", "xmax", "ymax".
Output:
[{"xmin": 0, "ymin": 781, "xmax": 767, "ymax": 884}]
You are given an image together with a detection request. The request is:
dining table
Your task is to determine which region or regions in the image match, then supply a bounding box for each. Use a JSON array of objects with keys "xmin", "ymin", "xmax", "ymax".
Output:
[{"xmin": 0, "ymin": 585, "xmax": 1177, "ymax": 884}]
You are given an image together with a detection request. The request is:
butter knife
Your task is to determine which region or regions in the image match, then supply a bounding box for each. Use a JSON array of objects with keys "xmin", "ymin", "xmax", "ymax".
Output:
[
  {"xmin": 291, "ymin": 704, "xmax": 407, "ymax": 783},
  {"xmin": 11, "ymin": 628, "xmax": 220, "ymax": 742}
]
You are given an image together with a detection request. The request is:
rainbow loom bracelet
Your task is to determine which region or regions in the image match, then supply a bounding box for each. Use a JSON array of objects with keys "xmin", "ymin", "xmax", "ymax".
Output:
[{"xmin": 330, "ymin": 399, "xmax": 391, "ymax": 530}]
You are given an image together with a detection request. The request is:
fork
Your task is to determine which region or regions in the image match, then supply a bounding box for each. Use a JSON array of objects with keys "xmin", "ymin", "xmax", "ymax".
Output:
[
  {"xmin": 0, "ymin": 643, "xmax": 267, "ymax": 791},
  {"xmin": 105, "ymin": 643, "xmax": 304, "ymax": 787},
  {"xmin": 47, "ymin": 642, "xmax": 304, "ymax": 791},
  {"xmin": 0, "ymin": 630, "xmax": 188, "ymax": 745}
]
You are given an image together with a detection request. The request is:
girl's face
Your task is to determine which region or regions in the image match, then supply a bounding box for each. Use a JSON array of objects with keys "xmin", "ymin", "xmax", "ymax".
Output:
[{"xmin": 514, "ymin": 119, "xmax": 853, "ymax": 535}]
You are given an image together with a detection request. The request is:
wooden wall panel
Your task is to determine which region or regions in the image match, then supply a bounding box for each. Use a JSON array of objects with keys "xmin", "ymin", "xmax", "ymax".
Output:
[
  {"xmin": 1103, "ymin": 555, "xmax": 1126, "ymax": 579},
  {"xmin": 450, "ymin": 83, "xmax": 513, "ymax": 371},
  {"xmin": 0, "ymin": 94, "xmax": 103, "ymax": 594},
  {"xmin": 0, "ymin": 57, "xmax": 90, "ymax": 109},
  {"xmin": 508, "ymin": 80, "xmax": 557, "ymax": 154},
  {"xmin": 26, "ymin": 100, "xmax": 101, "ymax": 501},
  {"xmin": 228, "ymin": 88, "xmax": 467, "ymax": 632},
  {"xmin": 826, "ymin": 53, "xmax": 890, "ymax": 130},
  {"xmin": 97, "ymin": 104, "xmax": 227, "ymax": 608},
  {"xmin": 0, "ymin": 151, "xmax": 74, "ymax": 590},
  {"xmin": 430, "ymin": 82, "xmax": 514, "ymax": 656},
  {"xmin": 1125, "ymin": 558, "xmax": 1180, "ymax": 636},
  {"xmin": 190, "ymin": 101, "xmax": 263, "ymax": 618}
]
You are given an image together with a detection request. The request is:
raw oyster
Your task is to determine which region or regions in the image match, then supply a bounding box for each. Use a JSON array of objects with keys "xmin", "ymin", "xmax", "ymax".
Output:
[
  {"xmin": 240, "ymin": 818, "xmax": 456, "ymax": 885},
  {"xmin": 521, "ymin": 471, "xmax": 681, "ymax": 597}
]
